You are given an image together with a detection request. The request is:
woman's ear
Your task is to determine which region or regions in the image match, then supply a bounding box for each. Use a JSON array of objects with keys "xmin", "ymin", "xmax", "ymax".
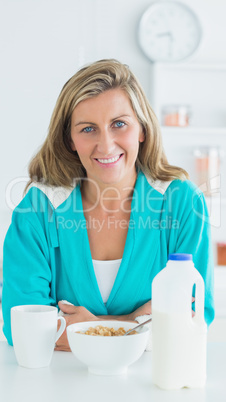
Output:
[{"xmin": 139, "ymin": 129, "xmax": 145, "ymax": 143}]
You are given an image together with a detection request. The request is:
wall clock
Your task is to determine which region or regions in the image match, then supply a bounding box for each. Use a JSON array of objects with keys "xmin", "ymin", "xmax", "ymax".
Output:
[{"xmin": 138, "ymin": 1, "xmax": 202, "ymax": 62}]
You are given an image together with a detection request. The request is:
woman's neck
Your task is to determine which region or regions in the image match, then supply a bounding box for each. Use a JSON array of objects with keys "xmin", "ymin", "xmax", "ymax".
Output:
[{"xmin": 81, "ymin": 174, "xmax": 137, "ymax": 214}]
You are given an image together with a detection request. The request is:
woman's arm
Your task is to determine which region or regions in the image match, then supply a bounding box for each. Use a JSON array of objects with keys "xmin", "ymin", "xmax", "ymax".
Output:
[
  {"xmin": 55, "ymin": 300, "xmax": 152, "ymax": 351},
  {"xmin": 55, "ymin": 304, "xmax": 100, "ymax": 351},
  {"xmin": 2, "ymin": 200, "xmax": 54, "ymax": 345},
  {"xmin": 56, "ymin": 297, "xmax": 196, "ymax": 352},
  {"xmin": 97, "ymin": 300, "xmax": 152, "ymax": 322}
]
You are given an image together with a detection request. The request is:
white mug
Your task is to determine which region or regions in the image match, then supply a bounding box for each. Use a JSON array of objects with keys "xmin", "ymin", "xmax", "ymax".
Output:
[{"xmin": 11, "ymin": 305, "xmax": 66, "ymax": 369}]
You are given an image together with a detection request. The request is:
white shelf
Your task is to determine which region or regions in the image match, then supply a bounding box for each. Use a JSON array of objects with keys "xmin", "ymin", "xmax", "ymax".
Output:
[{"xmin": 161, "ymin": 126, "xmax": 226, "ymax": 136}]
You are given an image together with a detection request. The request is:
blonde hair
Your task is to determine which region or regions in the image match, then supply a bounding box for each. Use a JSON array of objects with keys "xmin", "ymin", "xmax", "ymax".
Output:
[{"xmin": 26, "ymin": 59, "xmax": 189, "ymax": 189}]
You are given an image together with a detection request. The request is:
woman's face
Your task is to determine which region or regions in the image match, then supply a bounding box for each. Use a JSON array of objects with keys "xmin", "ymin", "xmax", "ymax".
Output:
[{"xmin": 70, "ymin": 88, "xmax": 144, "ymax": 188}]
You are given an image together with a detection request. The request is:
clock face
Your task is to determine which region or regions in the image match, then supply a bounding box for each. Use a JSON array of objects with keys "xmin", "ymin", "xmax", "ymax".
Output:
[{"xmin": 138, "ymin": 1, "xmax": 202, "ymax": 62}]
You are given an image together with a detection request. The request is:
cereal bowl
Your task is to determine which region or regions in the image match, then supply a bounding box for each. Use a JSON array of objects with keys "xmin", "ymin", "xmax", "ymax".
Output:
[{"xmin": 67, "ymin": 320, "xmax": 149, "ymax": 375}]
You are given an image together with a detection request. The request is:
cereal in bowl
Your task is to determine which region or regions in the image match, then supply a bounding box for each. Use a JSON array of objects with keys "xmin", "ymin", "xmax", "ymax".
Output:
[{"xmin": 76, "ymin": 325, "xmax": 137, "ymax": 336}]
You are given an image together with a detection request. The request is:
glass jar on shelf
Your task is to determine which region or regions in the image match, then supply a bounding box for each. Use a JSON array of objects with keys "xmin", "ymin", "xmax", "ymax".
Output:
[
  {"xmin": 161, "ymin": 105, "xmax": 191, "ymax": 127},
  {"xmin": 194, "ymin": 146, "xmax": 221, "ymax": 196},
  {"xmin": 217, "ymin": 243, "xmax": 226, "ymax": 266}
]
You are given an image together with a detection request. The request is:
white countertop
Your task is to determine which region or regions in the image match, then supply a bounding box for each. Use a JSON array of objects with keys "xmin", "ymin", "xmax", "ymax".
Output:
[{"xmin": 0, "ymin": 342, "xmax": 226, "ymax": 402}]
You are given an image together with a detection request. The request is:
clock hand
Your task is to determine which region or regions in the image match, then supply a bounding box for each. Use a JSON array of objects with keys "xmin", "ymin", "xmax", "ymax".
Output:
[{"xmin": 156, "ymin": 31, "xmax": 172, "ymax": 38}]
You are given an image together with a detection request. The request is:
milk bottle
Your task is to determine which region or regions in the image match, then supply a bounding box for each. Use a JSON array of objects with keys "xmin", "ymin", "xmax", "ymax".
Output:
[{"xmin": 152, "ymin": 253, "xmax": 207, "ymax": 390}]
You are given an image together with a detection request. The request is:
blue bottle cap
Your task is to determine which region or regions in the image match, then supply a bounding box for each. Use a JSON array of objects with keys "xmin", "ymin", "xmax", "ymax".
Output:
[{"xmin": 168, "ymin": 253, "xmax": 193, "ymax": 261}]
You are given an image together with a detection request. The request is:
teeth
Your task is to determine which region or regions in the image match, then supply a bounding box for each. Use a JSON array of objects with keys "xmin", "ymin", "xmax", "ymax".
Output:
[{"xmin": 97, "ymin": 155, "xmax": 120, "ymax": 164}]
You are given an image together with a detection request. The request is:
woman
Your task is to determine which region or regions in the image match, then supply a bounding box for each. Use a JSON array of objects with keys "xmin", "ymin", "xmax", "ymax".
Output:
[{"xmin": 2, "ymin": 59, "xmax": 214, "ymax": 349}]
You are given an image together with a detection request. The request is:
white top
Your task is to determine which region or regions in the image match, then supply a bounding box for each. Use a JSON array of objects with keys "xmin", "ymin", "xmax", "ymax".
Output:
[{"xmin": 92, "ymin": 259, "xmax": 122, "ymax": 303}]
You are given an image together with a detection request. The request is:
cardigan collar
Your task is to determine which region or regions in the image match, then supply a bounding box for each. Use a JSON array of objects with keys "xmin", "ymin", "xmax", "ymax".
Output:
[{"xmin": 27, "ymin": 171, "xmax": 172, "ymax": 210}]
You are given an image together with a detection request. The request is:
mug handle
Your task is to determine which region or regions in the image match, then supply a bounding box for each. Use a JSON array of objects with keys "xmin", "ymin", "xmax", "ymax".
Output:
[{"xmin": 55, "ymin": 316, "xmax": 66, "ymax": 342}]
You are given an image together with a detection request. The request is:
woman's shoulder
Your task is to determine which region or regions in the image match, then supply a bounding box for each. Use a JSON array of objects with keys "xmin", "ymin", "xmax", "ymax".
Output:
[
  {"xmin": 14, "ymin": 181, "xmax": 76, "ymax": 214},
  {"xmin": 25, "ymin": 182, "xmax": 76, "ymax": 209},
  {"xmin": 164, "ymin": 178, "xmax": 206, "ymax": 218},
  {"xmin": 142, "ymin": 172, "xmax": 205, "ymax": 213},
  {"xmin": 142, "ymin": 171, "xmax": 202, "ymax": 199},
  {"xmin": 166, "ymin": 178, "xmax": 203, "ymax": 202}
]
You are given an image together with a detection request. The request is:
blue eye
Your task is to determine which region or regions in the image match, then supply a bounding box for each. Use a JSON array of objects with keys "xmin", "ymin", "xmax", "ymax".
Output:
[
  {"xmin": 83, "ymin": 127, "xmax": 93, "ymax": 133},
  {"xmin": 114, "ymin": 121, "xmax": 125, "ymax": 128}
]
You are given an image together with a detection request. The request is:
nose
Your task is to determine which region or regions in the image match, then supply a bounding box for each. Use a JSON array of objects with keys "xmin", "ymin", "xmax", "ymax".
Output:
[{"xmin": 96, "ymin": 129, "xmax": 115, "ymax": 155}]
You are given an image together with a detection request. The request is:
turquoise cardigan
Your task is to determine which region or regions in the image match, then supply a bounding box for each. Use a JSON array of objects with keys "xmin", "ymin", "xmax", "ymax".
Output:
[{"xmin": 2, "ymin": 172, "xmax": 215, "ymax": 345}]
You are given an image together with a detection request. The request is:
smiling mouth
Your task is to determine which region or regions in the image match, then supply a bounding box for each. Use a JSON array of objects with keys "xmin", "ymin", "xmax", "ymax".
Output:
[{"xmin": 95, "ymin": 154, "xmax": 123, "ymax": 164}]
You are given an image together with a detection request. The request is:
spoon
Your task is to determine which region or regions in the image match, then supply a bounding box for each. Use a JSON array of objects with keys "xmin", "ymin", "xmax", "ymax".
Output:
[{"xmin": 123, "ymin": 317, "xmax": 152, "ymax": 336}]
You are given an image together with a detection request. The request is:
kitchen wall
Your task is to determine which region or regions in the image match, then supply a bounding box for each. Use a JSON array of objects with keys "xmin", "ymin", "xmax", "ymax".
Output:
[{"xmin": 0, "ymin": 0, "xmax": 226, "ymax": 260}]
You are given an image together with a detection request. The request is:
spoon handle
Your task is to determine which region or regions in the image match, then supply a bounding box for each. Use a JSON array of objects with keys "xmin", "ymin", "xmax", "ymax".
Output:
[{"xmin": 124, "ymin": 317, "xmax": 152, "ymax": 336}]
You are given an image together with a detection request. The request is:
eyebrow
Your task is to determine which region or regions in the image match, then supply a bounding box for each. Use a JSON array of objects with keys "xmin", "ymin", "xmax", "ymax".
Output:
[
  {"xmin": 74, "ymin": 114, "xmax": 132, "ymax": 126},
  {"xmin": 74, "ymin": 121, "xmax": 96, "ymax": 127}
]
